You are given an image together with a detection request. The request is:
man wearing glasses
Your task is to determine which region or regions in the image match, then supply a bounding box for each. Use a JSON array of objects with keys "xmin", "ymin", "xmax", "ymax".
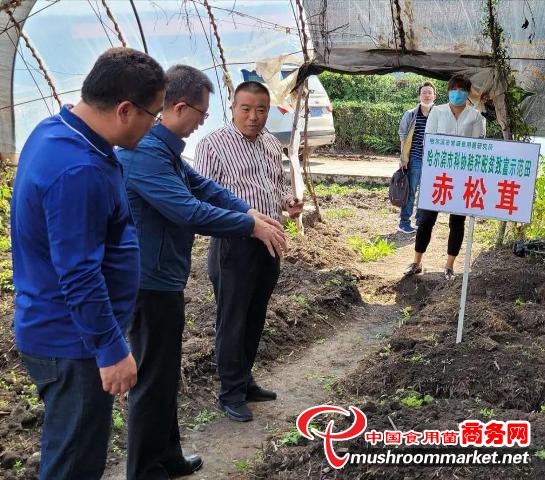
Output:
[
  {"xmin": 117, "ymin": 65, "xmax": 286, "ymax": 480},
  {"xmin": 11, "ymin": 48, "xmax": 166, "ymax": 480}
]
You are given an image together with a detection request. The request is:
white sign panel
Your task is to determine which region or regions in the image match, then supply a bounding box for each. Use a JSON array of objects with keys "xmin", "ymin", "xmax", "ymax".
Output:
[{"xmin": 418, "ymin": 134, "xmax": 541, "ymax": 223}]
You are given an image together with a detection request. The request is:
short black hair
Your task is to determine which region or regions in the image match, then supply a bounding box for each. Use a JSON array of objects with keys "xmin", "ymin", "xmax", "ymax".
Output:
[
  {"xmin": 81, "ymin": 47, "xmax": 167, "ymax": 109},
  {"xmin": 418, "ymin": 81, "xmax": 436, "ymax": 95},
  {"xmin": 165, "ymin": 65, "xmax": 214, "ymax": 105},
  {"xmin": 234, "ymin": 81, "xmax": 270, "ymax": 101},
  {"xmin": 448, "ymin": 74, "xmax": 472, "ymax": 92}
]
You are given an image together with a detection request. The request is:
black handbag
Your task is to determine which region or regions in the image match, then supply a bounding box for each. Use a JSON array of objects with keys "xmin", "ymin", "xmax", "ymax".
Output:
[{"xmin": 389, "ymin": 168, "xmax": 409, "ymax": 207}]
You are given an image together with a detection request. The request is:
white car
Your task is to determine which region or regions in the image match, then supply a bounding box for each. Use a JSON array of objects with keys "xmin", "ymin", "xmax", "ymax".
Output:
[{"xmin": 238, "ymin": 66, "xmax": 336, "ymax": 152}]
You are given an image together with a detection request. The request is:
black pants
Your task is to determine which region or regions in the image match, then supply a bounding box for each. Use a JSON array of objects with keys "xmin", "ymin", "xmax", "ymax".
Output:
[
  {"xmin": 127, "ymin": 290, "xmax": 185, "ymax": 480},
  {"xmin": 415, "ymin": 210, "xmax": 466, "ymax": 257},
  {"xmin": 208, "ymin": 237, "xmax": 280, "ymax": 405},
  {"xmin": 21, "ymin": 354, "xmax": 113, "ymax": 480}
]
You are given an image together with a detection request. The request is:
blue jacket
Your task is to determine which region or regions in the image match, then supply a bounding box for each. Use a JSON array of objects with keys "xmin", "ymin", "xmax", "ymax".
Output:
[
  {"xmin": 117, "ymin": 124, "xmax": 254, "ymax": 291},
  {"xmin": 11, "ymin": 106, "xmax": 140, "ymax": 368}
]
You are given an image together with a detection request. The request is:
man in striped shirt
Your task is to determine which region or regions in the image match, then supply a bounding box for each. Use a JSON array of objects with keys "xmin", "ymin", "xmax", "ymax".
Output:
[{"xmin": 195, "ymin": 81, "xmax": 303, "ymax": 422}]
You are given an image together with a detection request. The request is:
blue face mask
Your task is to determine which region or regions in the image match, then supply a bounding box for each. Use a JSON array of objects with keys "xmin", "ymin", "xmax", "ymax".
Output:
[{"xmin": 448, "ymin": 90, "xmax": 469, "ymax": 106}]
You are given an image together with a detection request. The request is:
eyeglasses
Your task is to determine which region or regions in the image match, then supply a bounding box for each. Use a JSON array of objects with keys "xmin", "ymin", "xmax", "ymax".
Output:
[
  {"xmin": 129, "ymin": 100, "xmax": 163, "ymax": 122},
  {"xmin": 185, "ymin": 102, "xmax": 209, "ymax": 120}
]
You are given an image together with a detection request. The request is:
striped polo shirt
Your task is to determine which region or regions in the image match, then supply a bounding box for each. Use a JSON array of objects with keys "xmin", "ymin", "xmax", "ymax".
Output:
[
  {"xmin": 194, "ymin": 121, "xmax": 293, "ymax": 221},
  {"xmin": 409, "ymin": 106, "xmax": 429, "ymax": 159}
]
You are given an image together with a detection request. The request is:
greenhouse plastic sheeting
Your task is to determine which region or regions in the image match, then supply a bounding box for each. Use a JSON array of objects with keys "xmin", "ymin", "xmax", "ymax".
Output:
[
  {"xmin": 302, "ymin": 0, "xmax": 545, "ymax": 134},
  {"xmin": 3, "ymin": 0, "xmax": 545, "ymax": 157},
  {"xmin": 0, "ymin": 0, "xmax": 302, "ymax": 156}
]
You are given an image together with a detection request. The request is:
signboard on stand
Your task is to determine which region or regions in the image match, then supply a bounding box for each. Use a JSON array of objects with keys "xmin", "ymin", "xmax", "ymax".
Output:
[{"xmin": 419, "ymin": 134, "xmax": 541, "ymax": 342}]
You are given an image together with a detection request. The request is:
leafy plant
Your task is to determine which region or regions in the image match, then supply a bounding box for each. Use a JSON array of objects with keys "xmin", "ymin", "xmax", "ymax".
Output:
[
  {"xmin": 348, "ymin": 236, "xmax": 395, "ymax": 262},
  {"xmin": 379, "ymin": 343, "xmax": 392, "ymax": 358},
  {"xmin": 525, "ymin": 160, "xmax": 545, "ymax": 239},
  {"xmin": 404, "ymin": 353, "xmax": 428, "ymax": 364},
  {"xmin": 188, "ymin": 409, "xmax": 222, "ymax": 430},
  {"xmin": 288, "ymin": 295, "xmax": 307, "ymax": 305},
  {"xmin": 203, "ymin": 289, "xmax": 215, "ymax": 302},
  {"xmin": 278, "ymin": 428, "xmax": 307, "ymax": 447},
  {"xmin": 0, "ymin": 236, "xmax": 10, "ymax": 252},
  {"xmin": 284, "ymin": 219, "xmax": 300, "ymax": 237},
  {"xmin": 535, "ymin": 449, "xmax": 545, "ymax": 460},
  {"xmin": 480, "ymin": 407, "xmax": 495, "ymax": 419},
  {"xmin": 400, "ymin": 392, "xmax": 434, "ymax": 408},
  {"xmin": 13, "ymin": 460, "xmax": 25, "ymax": 478},
  {"xmin": 112, "ymin": 410, "xmax": 124, "ymax": 430},
  {"xmin": 234, "ymin": 459, "xmax": 251, "ymax": 472},
  {"xmin": 0, "ymin": 268, "xmax": 14, "ymax": 292}
]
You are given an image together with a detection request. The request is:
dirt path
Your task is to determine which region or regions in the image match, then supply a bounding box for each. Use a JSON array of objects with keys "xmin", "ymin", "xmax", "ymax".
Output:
[
  {"xmin": 103, "ymin": 303, "xmax": 396, "ymax": 480},
  {"xmin": 103, "ymin": 213, "xmax": 469, "ymax": 480}
]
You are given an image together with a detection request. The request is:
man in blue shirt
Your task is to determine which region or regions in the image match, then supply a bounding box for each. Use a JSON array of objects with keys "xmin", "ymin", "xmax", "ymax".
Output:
[
  {"xmin": 11, "ymin": 48, "xmax": 166, "ymax": 480},
  {"xmin": 118, "ymin": 65, "xmax": 286, "ymax": 480}
]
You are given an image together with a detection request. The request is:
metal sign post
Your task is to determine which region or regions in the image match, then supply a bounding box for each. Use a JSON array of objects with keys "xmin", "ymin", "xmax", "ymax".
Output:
[{"xmin": 456, "ymin": 216, "xmax": 475, "ymax": 343}]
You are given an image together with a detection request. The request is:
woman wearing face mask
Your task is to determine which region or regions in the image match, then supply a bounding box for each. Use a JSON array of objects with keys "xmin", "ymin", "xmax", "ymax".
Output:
[
  {"xmin": 404, "ymin": 74, "xmax": 486, "ymax": 280},
  {"xmin": 397, "ymin": 81, "xmax": 437, "ymax": 234}
]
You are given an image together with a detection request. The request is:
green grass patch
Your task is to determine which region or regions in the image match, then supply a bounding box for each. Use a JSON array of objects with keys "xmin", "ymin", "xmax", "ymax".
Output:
[
  {"xmin": 404, "ymin": 353, "xmax": 429, "ymax": 364},
  {"xmin": 234, "ymin": 459, "xmax": 251, "ymax": 472},
  {"xmin": 314, "ymin": 182, "xmax": 387, "ymax": 197},
  {"xmin": 323, "ymin": 208, "xmax": 357, "ymax": 220},
  {"xmin": 474, "ymin": 219, "xmax": 500, "ymax": 248},
  {"xmin": 278, "ymin": 428, "xmax": 304, "ymax": 447},
  {"xmin": 400, "ymin": 392, "xmax": 434, "ymax": 408},
  {"xmin": 0, "ymin": 267, "xmax": 14, "ymax": 293},
  {"xmin": 0, "ymin": 236, "xmax": 10, "ymax": 252},
  {"xmin": 480, "ymin": 407, "xmax": 495, "ymax": 419},
  {"xmin": 187, "ymin": 409, "xmax": 223, "ymax": 430},
  {"xmin": 348, "ymin": 236, "xmax": 395, "ymax": 262},
  {"xmin": 288, "ymin": 295, "xmax": 308, "ymax": 305}
]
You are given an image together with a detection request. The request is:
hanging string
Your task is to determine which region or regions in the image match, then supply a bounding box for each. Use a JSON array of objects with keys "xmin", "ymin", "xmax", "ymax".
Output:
[
  {"xmin": 5, "ymin": 8, "xmax": 61, "ymax": 108},
  {"xmin": 0, "ymin": 0, "xmax": 60, "ymax": 36},
  {"xmin": 201, "ymin": 0, "xmax": 235, "ymax": 104},
  {"xmin": 87, "ymin": 0, "xmax": 114, "ymax": 47},
  {"xmin": 6, "ymin": 31, "xmax": 52, "ymax": 115},
  {"xmin": 100, "ymin": 0, "xmax": 127, "ymax": 47},
  {"xmin": 294, "ymin": 0, "xmax": 322, "ymax": 220},
  {"xmin": 192, "ymin": 0, "xmax": 227, "ymax": 122}
]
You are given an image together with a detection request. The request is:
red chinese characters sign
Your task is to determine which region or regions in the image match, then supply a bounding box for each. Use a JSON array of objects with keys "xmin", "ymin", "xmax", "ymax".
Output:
[{"xmin": 419, "ymin": 134, "xmax": 540, "ymax": 223}]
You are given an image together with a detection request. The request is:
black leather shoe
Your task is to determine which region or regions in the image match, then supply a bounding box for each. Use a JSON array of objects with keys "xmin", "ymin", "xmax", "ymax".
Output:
[
  {"xmin": 247, "ymin": 385, "xmax": 277, "ymax": 402},
  {"xmin": 217, "ymin": 400, "xmax": 253, "ymax": 422},
  {"xmin": 163, "ymin": 454, "xmax": 203, "ymax": 476}
]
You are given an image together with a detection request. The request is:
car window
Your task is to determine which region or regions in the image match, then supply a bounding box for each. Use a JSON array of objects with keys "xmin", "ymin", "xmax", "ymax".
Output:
[{"xmin": 241, "ymin": 69, "xmax": 265, "ymax": 82}]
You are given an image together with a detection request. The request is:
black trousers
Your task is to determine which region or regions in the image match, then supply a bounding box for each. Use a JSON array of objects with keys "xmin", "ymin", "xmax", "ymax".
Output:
[
  {"xmin": 208, "ymin": 237, "xmax": 280, "ymax": 405},
  {"xmin": 414, "ymin": 210, "xmax": 466, "ymax": 257},
  {"xmin": 127, "ymin": 290, "xmax": 185, "ymax": 480}
]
